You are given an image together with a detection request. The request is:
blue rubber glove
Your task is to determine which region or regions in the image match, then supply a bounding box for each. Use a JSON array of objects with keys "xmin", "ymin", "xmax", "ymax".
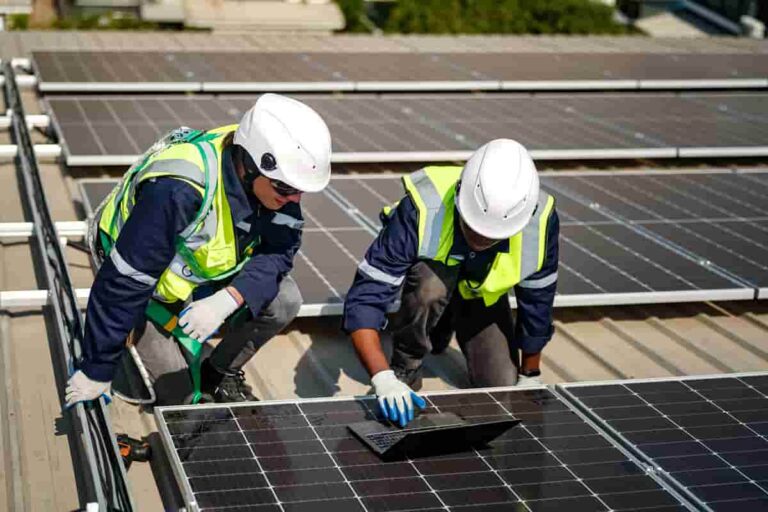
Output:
[{"xmin": 371, "ymin": 369, "xmax": 426, "ymax": 428}]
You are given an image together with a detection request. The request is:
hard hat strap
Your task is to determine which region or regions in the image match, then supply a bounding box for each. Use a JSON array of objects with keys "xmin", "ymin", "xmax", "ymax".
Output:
[{"xmin": 234, "ymin": 144, "xmax": 261, "ymax": 191}]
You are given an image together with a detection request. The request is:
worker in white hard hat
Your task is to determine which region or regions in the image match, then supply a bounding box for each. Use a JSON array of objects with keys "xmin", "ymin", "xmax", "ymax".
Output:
[
  {"xmin": 344, "ymin": 139, "xmax": 559, "ymax": 426},
  {"xmin": 66, "ymin": 93, "xmax": 332, "ymax": 406}
]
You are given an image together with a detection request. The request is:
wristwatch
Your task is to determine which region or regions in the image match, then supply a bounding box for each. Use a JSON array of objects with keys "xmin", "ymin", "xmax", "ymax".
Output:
[{"xmin": 519, "ymin": 368, "xmax": 541, "ymax": 378}]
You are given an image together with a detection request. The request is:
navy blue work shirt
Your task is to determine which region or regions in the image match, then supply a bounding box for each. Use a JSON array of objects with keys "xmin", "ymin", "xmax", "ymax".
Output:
[
  {"xmin": 80, "ymin": 146, "xmax": 302, "ymax": 382},
  {"xmin": 343, "ymin": 195, "xmax": 559, "ymax": 354}
]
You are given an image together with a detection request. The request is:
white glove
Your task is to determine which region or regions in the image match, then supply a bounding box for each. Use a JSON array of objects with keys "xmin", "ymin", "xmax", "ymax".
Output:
[
  {"xmin": 179, "ymin": 289, "xmax": 240, "ymax": 343},
  {"xmin": 516, "ymin": 373, "xmax": 543, "ymax": 388},
  {"xmin": 372, "ymin": 370, "xmax": 426, "ymax": 428},
  {"xmin": 65, "ymin": 370, "xmax": 111, "ymax": 407}
]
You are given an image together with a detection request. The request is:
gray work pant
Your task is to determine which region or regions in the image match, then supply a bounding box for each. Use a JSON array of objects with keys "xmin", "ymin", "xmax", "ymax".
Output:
[
  {"xmin": 389, "ymin": 260, "xmax": 519, "ymax": 388},
  {"xmin": 127, "ymin": 276, "xmax": 302, "ymax": 405}
]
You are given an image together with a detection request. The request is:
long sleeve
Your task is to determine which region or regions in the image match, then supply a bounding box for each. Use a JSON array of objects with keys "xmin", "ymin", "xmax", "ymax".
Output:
[
  {"xmin": 80, "ymin": 179, "xmax": 200, "ymax": 381},
  {"xmin": 230, "ymin": 203, "xmax": 303, "ymax": 316},
  {"xmin": 513, "ymin": 208, "xmax": 559, "ymax": 354},
  {"xmin": 342, "ymin": 197, "xmax": 419, "ymax": 333}
]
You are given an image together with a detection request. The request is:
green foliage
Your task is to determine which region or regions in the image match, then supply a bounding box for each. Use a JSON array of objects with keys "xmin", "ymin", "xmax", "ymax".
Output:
[
  {"xmin": 386, "ymin": 0, "xmax": 463, "ymax": 34},
  {"xmin": 6, "ymin": 14, "xmax": 30, "ymax": 30},
  {"xmin": 335, "ymin": 0, "xmax": 373, "ymax": 33},
  {"xmin": 384, "ymin": 0, "xmax": 625, "ymax": 34},
  {"xmin": 5, "ymin": 11, "xmax": 163, "ymax": 30},
  {"xmin": 50, "ymin": 12, "xmax": 161, "ymax": 30}
]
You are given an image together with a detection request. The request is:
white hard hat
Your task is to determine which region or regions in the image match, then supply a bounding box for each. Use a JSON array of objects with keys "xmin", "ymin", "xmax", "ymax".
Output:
[
  {"xmin": 234, "ymin": 93, "xmax": 331, "ymax": 193},
  {"xmin": 456, "ymin": 139, "xmax": 540, "ymax": 240}
]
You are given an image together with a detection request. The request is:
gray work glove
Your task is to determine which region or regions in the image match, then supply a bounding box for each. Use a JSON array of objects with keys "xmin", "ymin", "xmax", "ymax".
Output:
[
  {"xmin": 65, "ymin": 370, "xmax": 111, "ymax": 407},
  {"xmin": 179, "ymin": 289, "xmax": 240, "ymax": 342}
]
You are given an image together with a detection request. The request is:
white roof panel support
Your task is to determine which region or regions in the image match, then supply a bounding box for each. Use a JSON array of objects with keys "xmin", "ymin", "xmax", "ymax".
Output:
[
  {"xmin": 202, "ymin": 81, "xmax": 356, "ymax": 93},
  {"xmin": 38, "ymin": 82, "xmax": 201, "ymax": 93},
  {"xmin": 501, "ymin": 80, "xmax": 639, "ymax": 91},
  {"xmin": 1, "ymin": 287, "xmax": 758, "ymax": 314},
  {"xmin": 0, "ymin": 221, "xmax": 86, "ymax": 237},
  {"xmin": 639, "ymin": 79, "xmax": 768, "ymax": 89},
  {"xmin": 678, "ymin": 146, "xmax": 768, "ymax": 158},
  {"xmin": 354, "ymin": 80, "xmax": 501, "ymax": 92},
  {"xmin": 0, "ymin": 289, "xmax": 90, "ymax": 309},
  {"xmin": 551, "ymin": 289, "xmax": 756, "ymax": 308},
  {"xmin": 64, "ymin": 146, "xmax": 768, "ymax": 167}
]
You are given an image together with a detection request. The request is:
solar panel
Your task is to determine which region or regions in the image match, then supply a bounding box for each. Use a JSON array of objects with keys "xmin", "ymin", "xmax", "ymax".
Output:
[
  {"xmin": 155, "ymin": 387, "xmax": 693, "ymax": 511},
  {"xmin": 46, "ymin": 93, "xmax": 768, "ymax": 166},
  {"xmin": 78, "ymin": 170, "xmax": 761, "ymax": 315},
  {"xmin": 79, "ymin": 178, "xmax": 119, "ymax": 217},
  {"xmin": 544, "ymin": 172, "xmax": 768, "ymax": 293},
  {"xmin": 559, "ymin": 372, "xmax": 768, "ymax": 511},
  {"xmin": 33, "ymin": 51, "xmax": 768, "ymax": 92}
]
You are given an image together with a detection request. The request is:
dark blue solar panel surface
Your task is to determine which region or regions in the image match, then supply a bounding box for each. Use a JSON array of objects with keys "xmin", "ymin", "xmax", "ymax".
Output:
[
  {"xmin": 80, "ymin": 170, "xmax": 764, "ymax": 311},
  {"xmin": 47, "ymin": 93, "xmax": 768, "ymax": 164},
  {"xmin": 561, "ymin": 373, "xmax": 768, "ymax": 511},
  {"xmin": 158, "ymin": 389, "xmax": 690, "ymax": 512},
  {"xmin": 33, "ymin": 51, "xmax": 768, "ymax": 91}
]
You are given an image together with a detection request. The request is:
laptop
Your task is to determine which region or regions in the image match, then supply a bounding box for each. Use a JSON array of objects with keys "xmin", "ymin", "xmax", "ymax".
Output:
[{"xmin": 348, "ymin": 412, "xmax": 521, "ymax": 461}]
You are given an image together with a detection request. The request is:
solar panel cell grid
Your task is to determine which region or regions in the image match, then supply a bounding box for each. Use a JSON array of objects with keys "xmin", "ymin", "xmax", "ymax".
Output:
[
  {"xmin": 546, "ymin": 173, "xmax": 768, "ymax": 289},
  {"xmin": 158, "ymin": 389, "xmax": 689, "ymax": 511},
  {"xmin": 561, "ymin": 374, "xmax": 768, "ymax": 511},
  {"xmin": 79, "ymin": 170, "xmax": 763, "ymax": 312},
  {"xmin": 47, "ymin": 93, "xmax": 768, "ymax": 166},
  {"xmin": 33, "ymin": 51, "xmax": 768, "ymax": 92}
]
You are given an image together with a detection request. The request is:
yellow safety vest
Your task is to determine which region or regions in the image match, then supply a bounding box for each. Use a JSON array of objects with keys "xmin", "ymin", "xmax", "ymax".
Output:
[
  {"xmin": 398, "ymin": 166, "xmax": 555, "ymax": 306},
  {"xmin": 98, "ymin": 124, "xmax": 255, "ymax": 303}
]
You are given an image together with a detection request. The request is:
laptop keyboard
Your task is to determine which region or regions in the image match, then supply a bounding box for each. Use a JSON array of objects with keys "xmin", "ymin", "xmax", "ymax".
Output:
[{"xmin": 365, "ymin": 430, "xmax": 407, "ymax": 450}]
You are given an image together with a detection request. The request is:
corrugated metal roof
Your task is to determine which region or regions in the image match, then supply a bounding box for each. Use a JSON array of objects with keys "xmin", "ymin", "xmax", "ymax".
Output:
[
  {"xmin": 0, "ymin": 158, "xmax": 78, "ymax": 510},
  {"xmin": 2, "ymin": 30, "xmax": 768, "ymax": 60}
]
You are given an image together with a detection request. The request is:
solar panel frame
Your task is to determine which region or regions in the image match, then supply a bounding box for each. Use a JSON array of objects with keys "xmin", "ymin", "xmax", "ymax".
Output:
[
  {"xmin": 155, "ymin": 385, "xmax": 697, "ymax": 512},
  {"xmin": 558, "ymin": 371, "xmax": 768, "ymax": 512}
]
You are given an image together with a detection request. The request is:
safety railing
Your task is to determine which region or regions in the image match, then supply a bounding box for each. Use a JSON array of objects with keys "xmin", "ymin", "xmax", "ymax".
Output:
[{"xmin": 3, "ymin": 62, "xmax": 134, "ymax": 511}]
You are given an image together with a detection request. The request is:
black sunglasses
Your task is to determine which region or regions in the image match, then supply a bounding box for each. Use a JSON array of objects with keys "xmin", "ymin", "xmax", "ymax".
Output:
[
  {"xmin": 240, "ymin": 148, "xmax": 303, "ymax": 197},
  {"xmin": 270, "ymin": 178, "xmax": 302, "ymax": 197}
]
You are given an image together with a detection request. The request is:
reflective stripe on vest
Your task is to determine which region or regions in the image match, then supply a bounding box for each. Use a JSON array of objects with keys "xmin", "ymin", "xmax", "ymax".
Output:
[
  {"xmin": 402, "ymin": 167, "xmax": 459, "ymax": 261},
  {"xmin": 400, "ymin": 166, "xmax": 555, "ymax": 307}
]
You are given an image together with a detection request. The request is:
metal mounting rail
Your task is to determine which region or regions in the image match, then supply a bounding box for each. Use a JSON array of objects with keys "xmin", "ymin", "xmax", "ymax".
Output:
[{"xmin": 3, "ymin": 63, "xmax": 134, "ymax": 511}]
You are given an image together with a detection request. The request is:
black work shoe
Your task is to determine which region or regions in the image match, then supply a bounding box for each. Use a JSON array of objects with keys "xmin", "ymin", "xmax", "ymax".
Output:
[
  {"xmin": 215, "ymin": 370, "xmax": 257, "ymax": 403},
  {"xmin": 201, "ymin": 359, "xmax": 258, "ymax": 403},
  {"xmin": 392, "ymin": 365, "xmax": 424, "ymax": 391}
]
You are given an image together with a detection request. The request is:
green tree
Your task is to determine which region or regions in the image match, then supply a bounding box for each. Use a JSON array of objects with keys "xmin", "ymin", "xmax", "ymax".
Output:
[
  {"xmin": 385, "ymin": 0, "xmax": 463, "ymax": 34},
  {"xmin": 335, "ymin": 0, "xmax": 370, "ymax": 33},
  {"xmin": 384, "ymin": 0, "xmax": 624, "ymax": 35},
  {"xmin": 523, "ymin": 0, "xmax": 622, "ymax": 34},
  {"xmin": 463, "ymin": 0, "xmax": 529, "ymax": 34}
]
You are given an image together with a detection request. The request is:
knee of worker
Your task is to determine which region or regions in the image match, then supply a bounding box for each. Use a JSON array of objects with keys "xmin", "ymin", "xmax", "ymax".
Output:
[
  {"xmin": 264, "ymin": 277, "xmax": 302, "ymax": 329},
  {"xmin": 469, "ymin": 360, "xmax": 518, "ymax": 388},
  {"xmin": 406, "ymin": 267, "xmax": 449, "ymax": 309},
  {"xmin": 463, "ymin": 326, "xmax": 518, "ymax": 388}
]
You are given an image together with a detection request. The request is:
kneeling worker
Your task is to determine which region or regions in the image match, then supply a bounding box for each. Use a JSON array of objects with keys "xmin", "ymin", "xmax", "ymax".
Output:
[
  {"xmin": 344, "ymin": 139, "xmax": 559, "ymax": 426},
  {"xmin": 65, "ymin": 93, "xmax": 332, "ymax": 406}
]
